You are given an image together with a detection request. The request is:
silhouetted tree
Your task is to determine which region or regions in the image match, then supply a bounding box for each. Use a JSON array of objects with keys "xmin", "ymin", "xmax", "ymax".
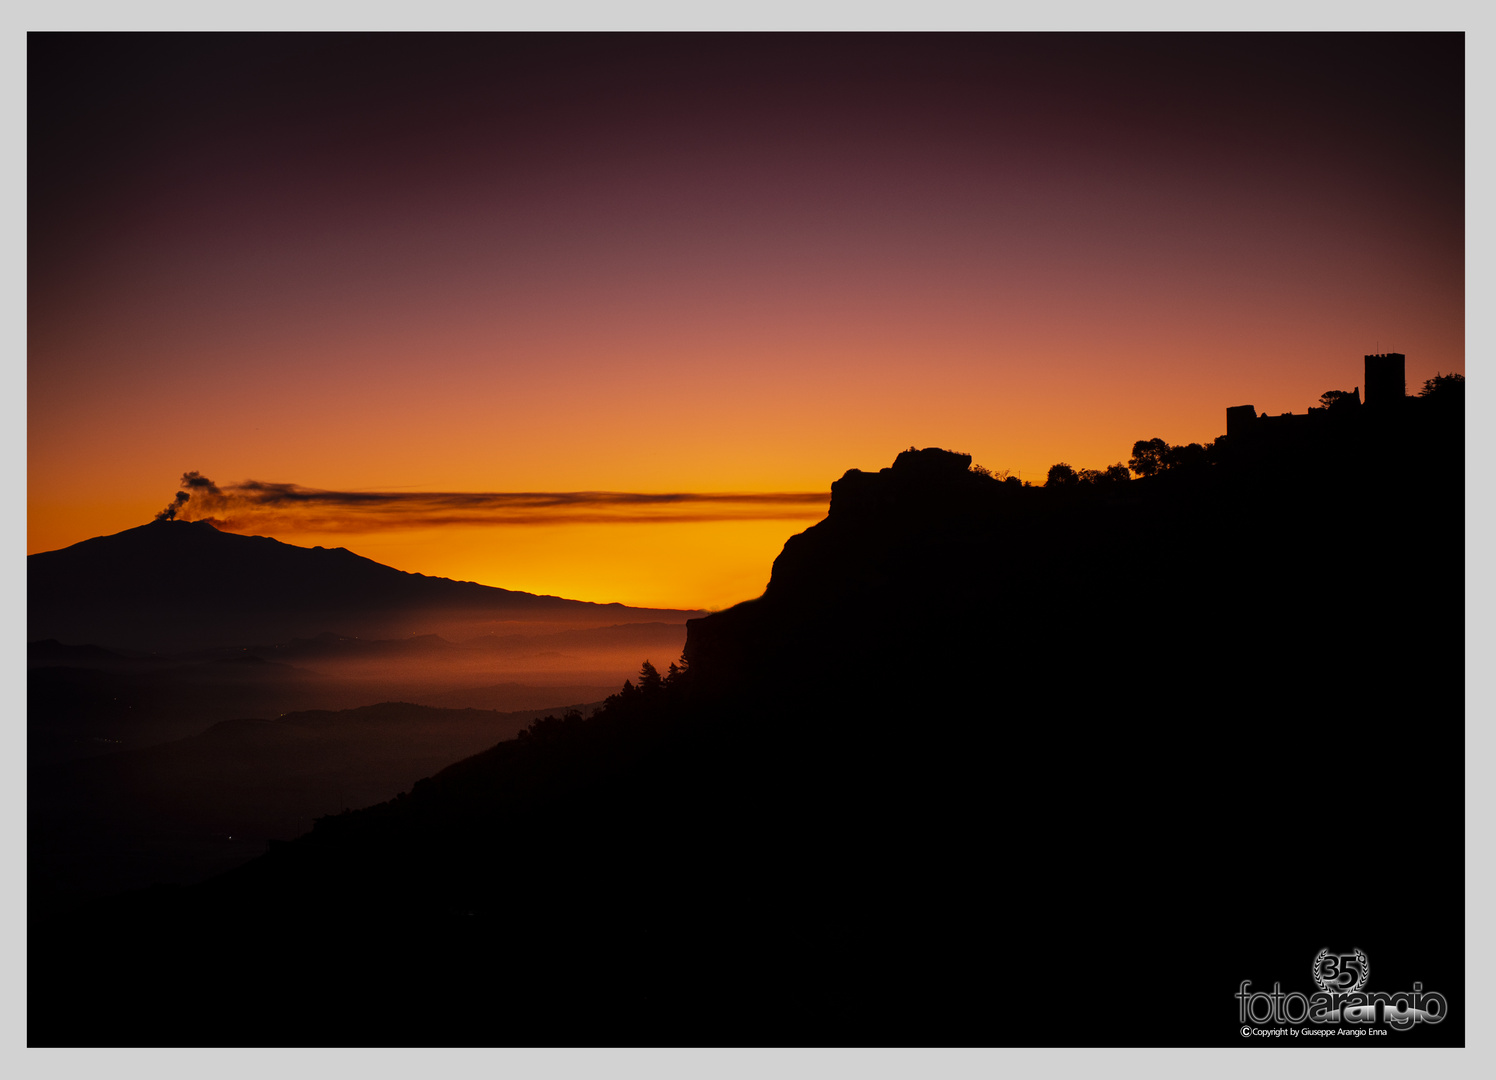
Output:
[
  {"xmin": 638, "ymin": 661, "xmax": 662, "ymax": 695},
  {"xmin": 664, "ymin": 659, "xmax": 690, "ymax": 690},
  {"xmin": 1129, "ymin": 438, "xmax": 1169, "ymax": 478},
  {"xmin": 1046, "ymin": 463, "xmax": 1079, "ymax": 487},
  {"xmin": 1129, "ymin": 439, "xmax": 1216, "ymax": 477},
  {"xmin": 1318, "ymin": 389, "xmax": 1359, "ymax": 412},
  {"xmin": 1078, "ymin": 463, "xmax": 1131, "ymax": 486},
  {"xmin": 1163, "ymin": 442, "xmax": 1208, "ymax": 471},
  {"xmin": 1420, "ymin": 372, "xmax": 1464, "ymax": 399}
]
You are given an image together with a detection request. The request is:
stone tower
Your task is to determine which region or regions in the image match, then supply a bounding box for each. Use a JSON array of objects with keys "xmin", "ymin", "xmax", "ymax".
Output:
[{"xmin": 1364, "ymin": 353, "xmax": 1406, "ymax": 406}]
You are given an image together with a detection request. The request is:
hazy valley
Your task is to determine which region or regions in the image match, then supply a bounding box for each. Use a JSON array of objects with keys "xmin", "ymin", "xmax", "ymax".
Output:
[{"xmin": 28, "ymin": 521, "xmax": 703, "ymax": 912}]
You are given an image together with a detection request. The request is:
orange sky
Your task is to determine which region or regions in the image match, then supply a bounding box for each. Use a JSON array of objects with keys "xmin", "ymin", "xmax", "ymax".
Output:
[{"xmin": 28, "ymin": 35, "xmax": 1464, "ymax": 610}]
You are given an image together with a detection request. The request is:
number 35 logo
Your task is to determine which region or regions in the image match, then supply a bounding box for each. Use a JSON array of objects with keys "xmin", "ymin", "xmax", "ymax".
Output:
[{"xmin": 1313, "ymin": 948, "xmax": 1370, "ymax": 992}]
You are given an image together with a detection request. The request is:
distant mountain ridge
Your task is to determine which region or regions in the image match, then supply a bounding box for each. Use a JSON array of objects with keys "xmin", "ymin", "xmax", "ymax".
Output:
[{"xmin": 28, "ymin": 519, "xmax": 705, "ymax": 652}]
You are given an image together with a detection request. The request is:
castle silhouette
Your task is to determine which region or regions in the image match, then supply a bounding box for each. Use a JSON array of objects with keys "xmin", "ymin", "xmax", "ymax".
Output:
[{"xmin": 1226, "ymin": 352, "xmax": 1409, "ymax": 438}]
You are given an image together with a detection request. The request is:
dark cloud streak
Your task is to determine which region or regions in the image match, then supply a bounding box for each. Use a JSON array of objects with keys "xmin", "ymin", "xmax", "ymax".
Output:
[{"xmin": 169, "ymin": 475, "xmax": 829, "ymax": 531}]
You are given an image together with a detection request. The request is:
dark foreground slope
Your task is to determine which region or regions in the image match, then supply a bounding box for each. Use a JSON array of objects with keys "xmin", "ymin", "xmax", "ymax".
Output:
[
  {"xmin": 30, "ymin": 404, "xmax": 1463, "ymax": 1047},
  {"xmin": 29, "ymin": 700, "xmax": 608, "ymax": 911},
  {"xmin": 29, "ymin": 519, "xmax": 701, "ymax": 652}
]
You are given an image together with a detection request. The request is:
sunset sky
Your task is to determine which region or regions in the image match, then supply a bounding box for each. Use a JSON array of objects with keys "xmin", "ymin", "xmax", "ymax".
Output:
[{"xmin": 27, "ymin": 33, "xmax": 1464, "ymax": 609}]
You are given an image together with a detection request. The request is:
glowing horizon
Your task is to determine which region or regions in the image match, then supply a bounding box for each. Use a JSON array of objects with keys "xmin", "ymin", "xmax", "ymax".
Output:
[{"xmin": 28, "ymin": 35, "xmax": 1463, "ymax": 609}]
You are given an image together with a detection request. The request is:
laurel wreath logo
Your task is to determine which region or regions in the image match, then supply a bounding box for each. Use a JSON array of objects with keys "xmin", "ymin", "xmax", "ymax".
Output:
[
  {"xmin": 1313, "ymin": 947, "xmax": 1370, "ymax": 993},
  {"xmin": 1312, "ymin": 948, "xmax": 1330, "ymax": 991}
]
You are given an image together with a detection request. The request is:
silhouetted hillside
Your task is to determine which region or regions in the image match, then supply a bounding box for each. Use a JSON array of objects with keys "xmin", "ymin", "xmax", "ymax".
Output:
[
  {"xmin": 28, "ymin": 519, "xmax": 703, "ymax": 652},
  {"xmin": 30, "ymin": 700, "xmax": 606, "ymax": 911},
  {"xmin": 30, "ymin": 413, "xmax": 1463, "ymax": 1048}
]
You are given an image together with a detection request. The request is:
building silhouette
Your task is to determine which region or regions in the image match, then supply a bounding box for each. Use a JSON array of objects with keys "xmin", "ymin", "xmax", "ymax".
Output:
[
  {"xmin": 1364, "ymin": 352, "xmax": 1406, "ymax": 407},
  {"xmin": 1226, "ymin": 353, "xmax": 1409, "ymax": 439}
]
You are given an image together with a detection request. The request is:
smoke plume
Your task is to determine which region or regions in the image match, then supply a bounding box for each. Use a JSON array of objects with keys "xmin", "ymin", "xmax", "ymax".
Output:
[
  {"xmin": 155, "ymin": 471, "xmax": 223, "ymax": 521},
  {"xmin": 156, "ymin": 473, "xmax": 828, "ymax": 531}
]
